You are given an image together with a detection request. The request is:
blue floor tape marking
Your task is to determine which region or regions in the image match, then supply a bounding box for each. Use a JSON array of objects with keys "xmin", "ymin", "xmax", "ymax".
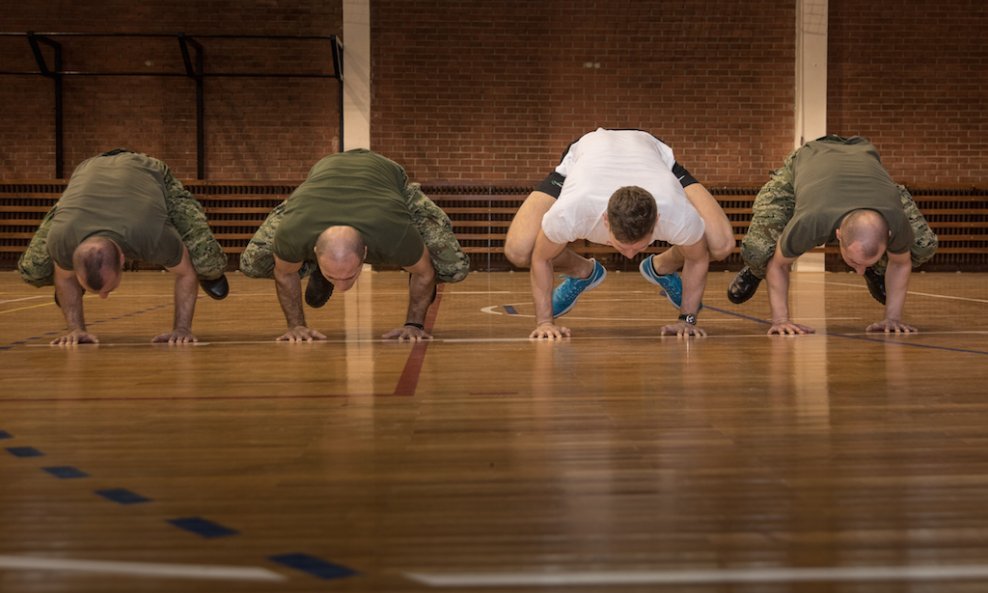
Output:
[
  {"xmin": 502, "ymin": 305, "xmax": 518, "ymax": 315},
  {"xmin": 43, "ymin": 466, "xmax": 89, "ymax": 479},
  {"xmin": 269, "ymin": 553, "xmax": 358, "ymax": 580},
  {"xmin": 168, "ymin": 517, "xmax": 240, "ymax": 538},
  {"xmin": 96, "ymin": 488, "xmax": 151, "ymax": 505},
  {"xmin": 0, "ymin": 430, "xmax": 11, "ymax": 439},
  {"xmin": 6, "ymin": 446, "xmax": 43, "ymax": 458}
]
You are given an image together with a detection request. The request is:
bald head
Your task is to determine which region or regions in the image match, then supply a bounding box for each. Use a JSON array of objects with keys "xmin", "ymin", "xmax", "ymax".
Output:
[
  {"xmin": 73, "ymin": 236, "xmax": 123, "ymax": 293},
  {"xmin": 315, "ymin": 226, "xmax": 365, "ymax": 262},
  {"xmin": 839, "ymin": 209, "xmax": 889, "ymax": 260},
  {"xmin": 313, "ymin": 226, "xmax": 367, "ymax": 291}
]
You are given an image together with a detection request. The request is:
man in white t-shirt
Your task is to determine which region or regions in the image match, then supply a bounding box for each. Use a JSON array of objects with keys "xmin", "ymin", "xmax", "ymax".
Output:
[{"xmin": 505, "ymin": 128, "xmax": 734, "ymax": 339}]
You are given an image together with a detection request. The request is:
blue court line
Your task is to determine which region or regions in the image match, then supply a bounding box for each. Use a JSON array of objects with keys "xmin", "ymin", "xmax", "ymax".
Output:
[
  {"xmin": 168, "ymin": 517, "xmax": 240, "ymax": 539},
  {"xmin": 5, "ymin": 437, "xmax": 357, "ymax": 585},
  {"xmin": 43, "ymin": 466, "xmax": 89, "ymax": 479},
  {"xmin": 502, "ymin": 305, "xmax": 518, "ymax": 315},
  {"xmin": 6, "ymin": 446, "xmax": 44, "ymax": 458},
  {"xmin": 4, "ymin": 428, "xmax": 357, "ymax": 579},
  {"xmin": 96, "ymin": 488, "xmax": 151, "ymax": 505},
  {"xmin": 269, "ymin": 553, "xmax": 357, "ymax": 580}
]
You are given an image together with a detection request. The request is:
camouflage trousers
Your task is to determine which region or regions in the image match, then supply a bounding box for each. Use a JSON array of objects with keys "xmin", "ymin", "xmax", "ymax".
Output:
[
  {"xmin": 239, "ymin": 183, "xmax": 470, "ymax": 283},
  {"xmin": 740, "ymin": 140, "xmax": 938, "ymax": 278},
  {"xmin": 17, "ymin": 151, "xmax": 227, "ymax": 287}
]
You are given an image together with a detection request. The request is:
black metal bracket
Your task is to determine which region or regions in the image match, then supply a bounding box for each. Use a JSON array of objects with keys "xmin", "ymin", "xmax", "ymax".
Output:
[
  {"xmin": 1, "ymin": 32, "xmax": 344, "ymax": 179},
  {"xmin": 25, "ymin": 33, "xmax": 65, "ymax": 178}
]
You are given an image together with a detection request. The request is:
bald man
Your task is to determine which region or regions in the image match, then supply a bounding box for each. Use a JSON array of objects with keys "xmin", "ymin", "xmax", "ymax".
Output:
[
  {"xmin": 239, "ymin": 149, "xmax": 469, "ymax": 342},
  {"xmin": 727, "ymin": 135, "xmax": 938, "ymax": 335}
]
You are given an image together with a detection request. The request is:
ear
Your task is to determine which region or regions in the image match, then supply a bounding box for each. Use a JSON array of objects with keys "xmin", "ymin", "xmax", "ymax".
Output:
[
  {"xmin": 834, "ymin": 227, "xmax": 842, "ymax": 242},
  {"xmin": 602, "ymin": 212, "xmax": 610, "ymax": 229}
]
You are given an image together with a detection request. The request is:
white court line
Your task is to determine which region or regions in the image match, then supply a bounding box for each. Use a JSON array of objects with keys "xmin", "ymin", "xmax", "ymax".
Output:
[
  {"xmin": 0, "ymin": 295, "xmax": 48, "ymax": 305},
  {"xmin": 480, "ymin": 304, "xmax": 858, "ymax": 323},
  {"xmin": 801, "ymin": 278, "xmax": 988, "ymax": 305},
  {"xmin": 18, "ymin": 330, "xmax": 988, "ymax": 348},
  {"xmin": 0, "ymin": 555, "xmax": 285, "ymax": 582},
  {"xmin": 406, "ymin": 564, "xmax": 988, "ymax": 587}
]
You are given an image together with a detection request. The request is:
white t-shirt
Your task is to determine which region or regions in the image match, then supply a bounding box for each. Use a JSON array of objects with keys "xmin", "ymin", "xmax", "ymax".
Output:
[{"xmin": 540, "ymin": 128, "xmax": 705, "ymax": 246}]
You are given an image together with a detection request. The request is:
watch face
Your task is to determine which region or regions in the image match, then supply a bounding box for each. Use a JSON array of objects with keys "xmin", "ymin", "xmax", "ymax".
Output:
[{"xmin": 685, "ymin": 314, "xmax": 696, "ymax": 325}]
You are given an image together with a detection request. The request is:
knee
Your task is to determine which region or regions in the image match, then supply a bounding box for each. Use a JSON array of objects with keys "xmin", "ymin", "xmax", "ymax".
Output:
[
  {"xmin": 912, "ymin": 234, "xmax": 939, "ymax": 266},
  {"xmin": 238, "ymin": 263, "xmax": 268, "ymax": 279},
  {"xmin": 708, "ymin": 236, "xmax": 736, "ymax": 262},
  {"xmin": 18, "ymin": 269, "xmax": 53, "ymax": 288},
  {"xmin": 503, "ymin": 240, "xmax": 532, "ymax": 269},
  {"xmin": 238, "ymin": 249, "xmax": 273, "ymax": 279},
  {"xmin": 16, "ymin": 256, "xmax": 53, "ymax": 287},
  {"xmin": 197, "ymin": 260, "xmax": 229, "ymax": 280},
  {"xmin": 740, "ymin": 240, "xmax": 773, "ymax": 270}
]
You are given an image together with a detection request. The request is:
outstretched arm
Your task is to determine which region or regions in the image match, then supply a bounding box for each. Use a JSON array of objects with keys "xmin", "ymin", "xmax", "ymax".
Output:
[
  {"xmin": 529, "ymin": 230, "xmax": 570, "ymax": 340},
  {"xmin": 154, "ymin": 247, "xmax": 199, "ymax": 344},
  {"xmin": 660, "ymin": 237, "xmax": 709, "ymax": 337},
  {"xmin": 273, "ymin": 255, "xmax": 326, "ymax": 342},
  {"xmin": 765, "ymin": 244, "xmax": 814, "ymax": 335},
  {"xmin": 867, "ymin": 251, "xmax": 916, "ymax": 333},
  {"xmin": 383, "ymin": 245, "xmax": 437, "ymax": 342},
  {"xmin": 51, "ymin": 265, "xmax": 97, "ymax": 345}
]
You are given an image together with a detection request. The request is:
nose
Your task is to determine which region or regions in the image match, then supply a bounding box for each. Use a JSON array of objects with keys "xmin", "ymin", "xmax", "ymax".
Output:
[{"xmin": 332, "ymin": 279, "xmax": 356, "ymax": 292}]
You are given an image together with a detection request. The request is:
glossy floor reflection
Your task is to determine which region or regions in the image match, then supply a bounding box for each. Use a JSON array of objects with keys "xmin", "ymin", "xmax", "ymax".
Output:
[{"xmin": 1, "ymin": 269, "xmax": 987, "ymax": 592}]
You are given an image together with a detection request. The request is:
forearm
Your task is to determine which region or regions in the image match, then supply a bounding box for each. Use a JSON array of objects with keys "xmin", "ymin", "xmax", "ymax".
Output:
[
  {"xmin": 530, "ymin": 258, "xmax": 555, "ymax": 325},
  {"xmin": 883, "ymin": 258, "xmax": 911, "ymax": 321},
  {"xmin": 679, "ymin": 254, "xmax": 708, "ymax": 315},
  {"xmin": 172, "ymin": 271, "xmax": 199, "ymax": 332},
  {"xmin": 274, "ymin": 271, "xmax": 306, "ymax": 327},
  {"xmin": 405, "ymin": 271, "xmax": 435, "ymax": 325},
  {"xmin": 765, "ymin": 259, "xmax": 792, "ymax": 323},
  {"xmin": 54, "ymin": 273, "xmax": 86, "ymax": 331}
]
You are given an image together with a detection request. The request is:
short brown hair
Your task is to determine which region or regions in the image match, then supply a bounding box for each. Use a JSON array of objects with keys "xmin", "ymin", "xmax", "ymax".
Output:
[
  {"xmin": 73, "ymin": 237, "xmax": 121, "ymax": 291},
  {"xmin": 606, "ymin": 186, "xmax": 657, "ymax": 243},
  {"xmin": 840, "ymin": 209, "xmax": 889, "ymax": 259}
]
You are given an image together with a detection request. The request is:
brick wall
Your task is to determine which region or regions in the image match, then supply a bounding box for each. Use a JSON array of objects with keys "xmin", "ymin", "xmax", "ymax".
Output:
[
  {"xmin": 371, "ymin": 0, "xmax": 797, "ymax": 187},
  {"xmin": 2, "ymin": 1, "xmax": 985, "ymax": 188},
  {"xmin": 828, "ymin": 0, "xmax": 988, "ymax": 186},
  {"xmin": 0, "ymin": 1, "xmax": 342, "ymax": 181}
]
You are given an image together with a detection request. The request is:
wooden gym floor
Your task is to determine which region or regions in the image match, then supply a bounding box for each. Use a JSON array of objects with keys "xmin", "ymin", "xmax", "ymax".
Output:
[{"xmin": 1, "ymin": 268, "xmax": 987, "ymax": 593}]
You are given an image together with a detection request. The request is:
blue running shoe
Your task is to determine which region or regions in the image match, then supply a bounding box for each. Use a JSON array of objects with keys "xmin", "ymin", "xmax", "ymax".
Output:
[
  {"xmin": 552, "ymin": 259, "xmax": 607, "ymax": 317},
  {"xmin": 639, "ymin": 255, "xmax": 685, "ymax": 309}
]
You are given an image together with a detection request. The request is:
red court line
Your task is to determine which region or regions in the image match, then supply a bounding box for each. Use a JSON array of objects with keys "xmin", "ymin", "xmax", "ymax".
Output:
[
  {"xmin": 0, "ymin": 288, "xmax": 445, "ymax": 404},
  {"xmin": 392, "ymin": 285, "xmax": 444, "ymax": 396}
]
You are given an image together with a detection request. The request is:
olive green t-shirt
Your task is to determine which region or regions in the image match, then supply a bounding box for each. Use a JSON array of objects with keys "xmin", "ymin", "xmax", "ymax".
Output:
[
  {"xmin": 273, "ymin": 149, "xmax": 424, "ymax": 267},
  {"xmin": 47, "ymin": 153, "xmax": 185, "ymax": 270},
  {"xmin": 779, "ymin": 138, "xmax": 914, "ymax": 258}
]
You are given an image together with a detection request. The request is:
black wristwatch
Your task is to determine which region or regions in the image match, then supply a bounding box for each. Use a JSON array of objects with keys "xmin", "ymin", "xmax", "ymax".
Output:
[{"xmin": 678, "ymin": 313, "xmax": 697, "ymax": 325}]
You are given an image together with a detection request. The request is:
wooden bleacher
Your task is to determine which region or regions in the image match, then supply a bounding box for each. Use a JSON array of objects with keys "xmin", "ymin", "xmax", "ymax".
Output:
[{"xmin": 1, "ymin": 182, "xmax": 986, "ymax": 272}]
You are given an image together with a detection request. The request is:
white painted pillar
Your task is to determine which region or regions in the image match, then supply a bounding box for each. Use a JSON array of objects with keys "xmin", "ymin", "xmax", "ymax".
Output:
[
  {"xmin": 791, "ymin": 0, "xmax": 830, "ymax": 349},
  {"xmin": 793, "ymin": 0, "xmax": 828, "ymax": 273},
  {"xmin": 342, "ymin": 0, "xmax": 375, "ymax": 394},
  {"xmin": 343, "ymin": 0, "xmax": 372, "ymax": 150}
]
